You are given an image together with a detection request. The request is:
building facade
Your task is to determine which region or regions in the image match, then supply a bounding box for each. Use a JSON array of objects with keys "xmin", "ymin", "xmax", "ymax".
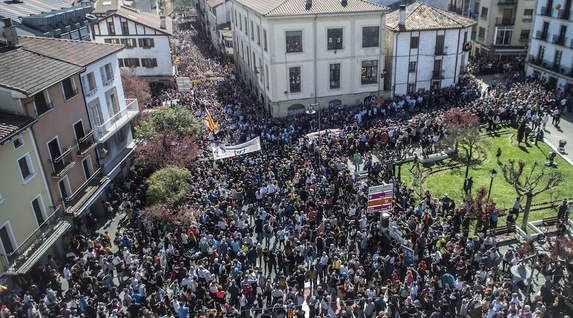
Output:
[
  {"xmin": 0, "ymin": 31, "xmax": 135, "ymax": 277},
  {"xmin": 526, "ymin": 0, "xmax": 573, "ymax": 92},
  {"xmin": 0, "ymin": 113, "xmax": 67, "ymax": 275},
  {"xmin": 91, "ymin": 4, "xmax": 175, "ymax": 82},
  {"xmin": 231, "ymin": 0, "xmax": 389, "ymax": 117},
  {"xmin": 385, "ymin": 3, "xmax": 475, "ymax": 95},
  {"xmin": 464, "ymin": 0, "xmax": 536, "ymax": 59}
]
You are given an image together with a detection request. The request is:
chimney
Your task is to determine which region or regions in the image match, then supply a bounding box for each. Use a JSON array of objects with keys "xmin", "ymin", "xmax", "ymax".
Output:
[
  {"xmin": 159, "ymin": 16, "xmax": 166, "ymax": 29},
  {"xmin": 305, "ymin": 0, "xmax": 312, "ymax": 10},
  {"xmin": 340, "ymin": 0, "xmax": 348, "ymax": 7},
  {"xmin": 399, "ymin": 5, "xmax": 406, "ymax": 26},
  {"xmin": 3, "ymin": 18, "xmax": 20, "ymax": 48}
]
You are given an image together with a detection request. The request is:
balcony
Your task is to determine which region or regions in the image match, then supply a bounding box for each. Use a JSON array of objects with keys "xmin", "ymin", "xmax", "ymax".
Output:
[
  {"xmin": 85, "ymin": 87, "xmax": 97, "ymax": 97},
  {"xmin": 49, "ymin": 147, "xmax": 75, "ymax": 178},
  {"xmin": 495, "ymin": 17, "xmax": 515, "ymax": 26},
  {"xmin": 0, "ymin": 206, "xmax": 70, "ymax": 275},
  {"xmin": 435, "ymin": 46, "xmax": 448, "ymax": 56},
  {"xmin": 558, "ymin": 9, "xmax": 570, "ymax": 20},
  {"xmin": 536, "ymin": 30, "xmax": 548, "ymax": 41},
  {"xmin": 76, "ymin": 130, "xmax": 96, "ymax": 156},
  {"xmin": 94, "ymin": 98, "xmax": 139, "ymax": 142},
  {"xmin": 432, "ymin": 69, "xmax": 445, "ymax": 79},
  {"xmin": 553, "ymin": 34, "xmax": 566, "ymax": 46},
  {"xmin": 103, "ymin": 77, "xmax": 114, "ymax": 86},
  {"xmin": 540, "ymin": 6, "xmax": 552, "ymax": 17},
  {"xmin": 498, "ymin": 0, "xmax": 517, "ymax": 5}
]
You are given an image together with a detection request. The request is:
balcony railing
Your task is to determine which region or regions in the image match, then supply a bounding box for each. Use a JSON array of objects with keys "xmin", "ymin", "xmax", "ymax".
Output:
[
  {"xmin": 94, "ymin": 98, "xmax": 139, "ymax": 141},
  {"xmin": 432, "ymin": 69, "xmax": 445, "ymax": 79},
  {"xmin": 540, "ymin": 6, "xmax": 552, "ymax": 17},
  {"xmin": 553, "ymin": 34, "xmax": 566, "ymax": 46},
  {"xmin": 103, "ymin": 77, "xmax": 114, "ymax": 86},
  {"xmin": 49, "ymin": 147, "xmax": 75, "ymax": 178},
  {"xmin": 495, "ymin": 17, "xmax": 515, "ymax": 26},
  {"xmin": 498, "ymin": 0, "xmax": 517, "ymax": 5},
  {"xmin": 0, "ymin": 205, "xmax": 62, "ymax": 273},
  {"xmin": 76, "ymin": 130, "xmax": 96, "ymax": 156},
  {"xmin": 528, "ymin": 56, "xmax": 572, "ymax": 76},
  {"xmin": 536, "ymin": 30, "xmax": 548, "ymax": 41},
  {"xmin": 85, "ymin": 87, "xmax": 97, "ymax": 97},
  {"xmin": 558, "ymin": 9, "xmax": 570, "ymax": 20},
  {"xmin": 435, "ymin": 46, "xmax": 448, "ymax": 55}
]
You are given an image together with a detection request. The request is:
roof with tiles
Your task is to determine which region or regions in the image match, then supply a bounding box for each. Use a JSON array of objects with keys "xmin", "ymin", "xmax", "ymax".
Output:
[
  {"xmin": 0, "ymin": 111, "xmax": 36, "ymax": 145},
  {"xmin": 0, "ymin": 36, "xmax": 122, "ymax": 96},
  {"xmin": 18, "ymin": 36, "xmax": 124, "ymax": 67},
  {"xmin": 113, "ymin": 6, "xmax": 173, "ymax": 35},
  {"xmin": 386, "ymin": 2, "xmax": 475, "ymax": 32},
  {"xmin": 235, "ymin": 0, "xmax": 389, "ymax": 17},
  {"xmin": 207, "ymin": 0, "xmax": 225, "ymax": 8},
  {"xmin": 0, "ymin": 0, "xmax": 70, "ymax": 23}
]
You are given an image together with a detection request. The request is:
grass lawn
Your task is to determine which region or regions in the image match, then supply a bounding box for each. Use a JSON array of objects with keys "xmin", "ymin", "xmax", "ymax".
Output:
[{"xmin": 400, "ymin": 128, "xmax": 573, "ymax": 223}]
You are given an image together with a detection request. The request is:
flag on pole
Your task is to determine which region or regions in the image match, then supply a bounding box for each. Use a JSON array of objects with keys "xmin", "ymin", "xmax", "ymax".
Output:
[{"xmin": 201, "ymin": 107, "xmax": 219, "ymax": 132}]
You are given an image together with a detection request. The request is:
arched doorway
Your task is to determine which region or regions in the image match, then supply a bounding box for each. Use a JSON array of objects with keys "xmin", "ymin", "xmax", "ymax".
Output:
[
  {"xmin": 287, "ymin": 104, "xmax": 306, "ymax": 116},
  {"xmin": 329, "ymin": 99, "xmax": 342, "ymax": 108}
]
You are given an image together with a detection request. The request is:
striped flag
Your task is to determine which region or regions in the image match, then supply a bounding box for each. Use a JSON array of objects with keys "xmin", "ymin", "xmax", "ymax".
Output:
[{"xmin": 201, "ymin": 107, "xmax": 219, "ymax": 132}]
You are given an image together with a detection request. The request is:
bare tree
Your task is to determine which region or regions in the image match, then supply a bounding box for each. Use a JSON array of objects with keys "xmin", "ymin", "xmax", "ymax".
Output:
[
  {"xmin": 500, "ymin": 159, "xmax": 564, "ymax": 230},
  {"xmin": 441, "ymin": 109, "xmax": 489, "ymax": 190}
]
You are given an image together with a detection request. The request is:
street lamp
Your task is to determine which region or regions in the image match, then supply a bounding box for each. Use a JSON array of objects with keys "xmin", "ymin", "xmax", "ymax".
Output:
[
  {"xmin": 306, "ymin": 103, "xmax": 320, "ymax": 134},
  {"xmin": 487, "ymin": 168, "xmax": 497, "ymax": 200}
]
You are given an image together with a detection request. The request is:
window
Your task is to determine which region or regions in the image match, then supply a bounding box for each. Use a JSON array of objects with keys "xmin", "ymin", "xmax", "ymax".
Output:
[
  {"xmin": 256, "ymin": 25, "xmax": 260, "ymax": 44},
  {"xmin": 118, "ymin": 58, "xmax": 124, "ymax": 67},
  {"xmin": 62, "ymin": 77, "xmax": 77, "ymax": 100},
  {"xmin": 13, "ymin": 135, "xmax": 23, "ymax": 149},
  {"xmin": 121, "ymin": 38, "xmax": 137, "ymax": 48},
  {"xmin": 121, "ymin": 21, "xmax": 129, "ymax": 35},
  {"xmin": 263, "ymin": 29, "xmax": 268, "ymax": 51},
  {"xmin": 522, "ymin": 9, "xmax": 533, "ymax": 20},
  {"xmin": 88, "ymin": 98, "xmax": 104, "ymax": 128},
  {"xmin": 58, "ymin": 177, "xmax": 71, "ymax": 200},
  {"xmin": 410, "ymin": 36, "xmax": 419, "ymax": 49},
  {"xmin": 362, "ymin": 26, "xmax": 379, "ymax": 48},
  {"xmin": 18, "ymin": 153, "xmax": 35, "ymax": 182},
  {"xmin": 520, "ymin": 30, "xmax": 530, "ymax": 40},
  {"xmin": 265, "ymin": 65, "xmax": 269, "ymax": 89},
  {"xmin": 115, "ymin": 126, "xmax": 126, "ymax": 144},
  {"xmin": 478, "ymin": 27, "xmax": 486, "ymax": 39},
  {"xmin": 105, "ymin": 88, "xmax": 120, "ymax": 118},
  {"xmin": 138, "ymin": 38, "xmax": 155, "ymax": 48},
  {"xmin": 327, "ymin": 28, "xmax": 343, "ymax": 50},
  {"xmin": 107, "ymin": 21, "xmax": 115, "ymax": 35},
  {"xmin": 250, "ymin": 21, "xmax": 254, "ymax": 40},
  {"xmin": 289, "ymin": 67, "xmax": 301, "ymax": 93},
  {"xmin": 0, "ymin": 224, "xmax": 15, "ymax": 255},
  {"xmin": 104, "ymin": 38, "xmax": 121, "ymax": 44},
  {"xmin": 408, "ymin": 83, "xmax": 416, "ymax": 94},
  {"xmin": 100, "ymin": 63, "xmax": 114, "ymax": 86},
  {"xmin": 329, "ymin": 63, "xmax": 340, "ymax": 89},
  {"xmin": 495, "ymin": 27, "xmax": 513, "ymax": 45},
  {"xmin": 123, "ymin": 58, "xmax": 140, "ymax": 67},
  {"xmin": 480, "ymin": 7, "xmax": 488, "ymax": 19},
  {"xmin": 408, "ymin": 61, "xmax": 417, "ymax": 72},
  {"xmin": 244, "ymin": 17, "xmax": 247, "ymax": 35},
  {"xmin": 33, "ymin": 90, "xmax": 52, "ymax": 116},
  {"xmin": 239, "ymin": 14, "xmax": 242, "ymax": 30},
  {"xmin": 82, "ymin": 156, "xmax": 94, "ymax": 179},
  {"xmin": 83, "ymin": 72, "xmax": 97, "ymax": 97},
  {"xmin": 31, "ymin": 196, "xmax": 46, "ymax": 226},
  {"xmin": 554, "ymin": 50, "xmax": 563, "ymax": 67},
  {"xmin": 286, "ymin": 30, "xmax": 303, "ymax": 53},
  {"xmin": 141, "ymin": 58, "xmax": 158, "ymax": 68},
  {"xmin": 361, "ymin": 60, "xmax": 378, "ymax": 85}
]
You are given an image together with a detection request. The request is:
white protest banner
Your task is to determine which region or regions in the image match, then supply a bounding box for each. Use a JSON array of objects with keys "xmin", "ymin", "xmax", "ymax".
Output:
[{"xmin": 211, "ymin": 137, "xmax": 262, "ymax": 160}]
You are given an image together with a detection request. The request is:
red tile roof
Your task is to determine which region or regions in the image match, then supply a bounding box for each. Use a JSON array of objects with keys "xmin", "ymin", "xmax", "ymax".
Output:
[
  {"xmin": 386, "ymin": 2, "xmax": 476, "ymax": 32},
  {"xmin": 0, "ymin": 111, "xmax": 36, "ymax": 145}
]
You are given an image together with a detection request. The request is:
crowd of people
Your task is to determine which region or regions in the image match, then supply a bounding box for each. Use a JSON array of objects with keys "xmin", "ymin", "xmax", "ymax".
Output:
[{"xmin": 1, "ymin": 7, "xmax": 572, "ymax": 318}]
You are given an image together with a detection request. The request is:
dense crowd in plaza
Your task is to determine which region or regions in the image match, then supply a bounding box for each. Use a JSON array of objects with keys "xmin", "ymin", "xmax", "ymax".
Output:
[{"xmin": 2, "ymin": 8, "xmax": 573, "ymax": 318}]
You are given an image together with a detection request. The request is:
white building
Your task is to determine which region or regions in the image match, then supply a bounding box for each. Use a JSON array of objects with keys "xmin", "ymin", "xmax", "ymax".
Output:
[
  {"xmin": 385, "ymin": 2, "xmax": 475, "ymax": 95},
  {"xmin": 231, "ymin": 0, "xmax": 389, "ymax": 117},
  {"xmin": 79, "ymin": 48, "xmax": 139, "ymax": 180},
  {"xmin": 91, "ymin": 5, "xmax": 175, "ymax": 82},
  {"xmin": 526, "ymin": 0, "xmax": 573, "ymax": 92},
  {"xmin": 205, "ymin": 0, "xmax": 232, "ymax": 51}
]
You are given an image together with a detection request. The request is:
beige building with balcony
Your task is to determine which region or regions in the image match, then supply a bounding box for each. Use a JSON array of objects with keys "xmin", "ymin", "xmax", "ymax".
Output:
[
  {"xmin": 450, "ymin": 0, "xmax": 536, "ymax": 59},
  {"xmin": 0, "ymin": 26, "xmax": 134, "ymax": 277}
]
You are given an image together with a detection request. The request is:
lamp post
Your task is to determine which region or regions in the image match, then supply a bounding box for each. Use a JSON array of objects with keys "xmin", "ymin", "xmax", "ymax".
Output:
[{"xmin": 487, "ymin": 168, "xmax": 497, "ymax": 200}]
